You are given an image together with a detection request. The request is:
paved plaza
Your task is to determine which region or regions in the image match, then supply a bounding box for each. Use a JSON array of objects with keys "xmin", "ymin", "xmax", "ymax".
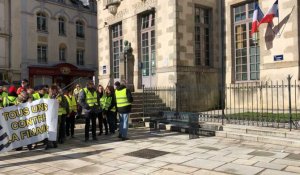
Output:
[{"xmin": 1, "ymin": 126, "xmax": 300, "ymax": 175}]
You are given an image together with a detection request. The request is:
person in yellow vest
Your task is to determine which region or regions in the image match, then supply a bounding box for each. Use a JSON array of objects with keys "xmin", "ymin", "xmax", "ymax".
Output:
[
  {"xmin": 0, "ymin": 86, "xmax": 8, "ymax": 108},
  {"xmin": 78, "ymin": 80, "xmax": 101, "ymax": 141},
  {"xmin": 14, "ymin": 90, "xmax": 34, "ymax": 151},
  {"xmin": 45, "ymin": 85, "xmax": 69, "ymax": 150},
  {"xmin": 2, "ymin": 86, "xmax": 18, "ymax": 108},
  {"xmin": 73, "ymin": 84, "xmax": 82, "ymax": 118},
  {"xmin": 98, "ymin": 85, "xmax": 108, "ymax": 135},
  {"xmin": 65, "ymin": 89, "xmax": 77, "ymax": 138},
  {"xmin": 57, "ymin": 87, "xmax": 69, "ymax": 144},
  {"xmin": 114, "ymin": 81, "xmax": 133, "ymax": 141},
  {"xmin": 32, "ymin": 85, "xmax": 49, "ymax": 101},
  {"xmin": 102, "ymin": 86, "xmax": 117, "ymax": 134}
]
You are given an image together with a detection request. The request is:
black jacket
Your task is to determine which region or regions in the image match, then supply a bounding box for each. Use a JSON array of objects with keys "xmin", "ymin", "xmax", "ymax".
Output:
[{"xmin": 115, "ymin": 85, "xmax": 133, "ymax": 113}]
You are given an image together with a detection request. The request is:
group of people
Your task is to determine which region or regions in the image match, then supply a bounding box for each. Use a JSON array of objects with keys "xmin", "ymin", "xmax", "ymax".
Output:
[{"xmin": 0, "ymin": 79, "xmax": 133, "ymax": 150}]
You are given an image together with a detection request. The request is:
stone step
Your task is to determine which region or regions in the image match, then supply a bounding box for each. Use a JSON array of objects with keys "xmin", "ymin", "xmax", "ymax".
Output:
[
  {"xmin": 223, "ymin": 124, "xmax": 300, "ymax": 140},
  {"xmin": 132, "ymin": 103, "xmax": 166, "ymax": 108},
  {"xmin": 216, "ymin": 131, "xmax": 300, "ymax": 148},
  {"xmin": 131, "ymin": 108, "xmax": 143, "ymax": 113},
  {"xmin": 132, "ymin": 99, "xmax": 163, "ymax": 103},
  {"xmin": 147, "ymin": 123, "xmax": 215, "ymax": 137}
]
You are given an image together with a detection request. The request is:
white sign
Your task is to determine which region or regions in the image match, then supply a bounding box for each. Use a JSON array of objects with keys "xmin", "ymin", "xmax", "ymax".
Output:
[{"xmin": 0, "ymin": 99, "xmax": 58, "ymax": 153}]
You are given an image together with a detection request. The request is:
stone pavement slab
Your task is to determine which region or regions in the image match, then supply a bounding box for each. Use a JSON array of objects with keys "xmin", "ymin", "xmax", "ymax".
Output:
[
  {"xmin": 215, "ymin": 163, "xmax": 264, "ymax": 175},
  {"xmin": 254, "ymin": 161, "xmax": 287, "ymax": 170},
  {"xmin": 2, "ymin": 127, "xmax": 300, "ymax": 175},
  {"xmin": 131, "ymin": 165, "xmax": 159, "ymax": 174},
  {"xmin": 71, "ymin": 164, "xmax": 118, "ymax": 175},
  {"xmin": 260, "ymin": 169, "xmax": 300, "ymax": 175},
  {"xmin": 182, "ymin": 158, "xmax": 225, "ymax": 170},
  {"xmin": 162, "ymin": 164, "xmax": 199, "ymax": 174},
  {"xmin": 232, "ymin": 158, "xmax": 258, "ymax": 166},
  {"xmin": 150, "ymin": 169, "xmax": 187, "ymax": 175},
  {"xmin": 284, "ymin": 166, "xmax": 300, "ymax": 174},
  {"xmin": 193, "ymin": 169, "xmax": 232, "ymax": 175}
]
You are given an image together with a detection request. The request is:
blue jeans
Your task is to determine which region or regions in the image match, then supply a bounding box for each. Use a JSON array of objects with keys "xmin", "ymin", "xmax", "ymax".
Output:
[{"xmin": 119, "ymin": 113, "xmax": 129, "ymax": 138}]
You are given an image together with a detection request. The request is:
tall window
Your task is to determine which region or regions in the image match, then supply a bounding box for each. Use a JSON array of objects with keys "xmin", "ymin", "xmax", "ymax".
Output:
[
  {"xmin": 141, "ymin": 12, "xmax": 155, "ymax": 76},
  {"xmin": 234, "ymin": 2, "xmax": 260, "ymax": 81},
  {"xmin": 37, "ymin": 12, "xmax": 47, "ymax": 32},
  {"xmin": 58, "ymin": 17, "xmax": 65, "ymax": 35},
  {"xmin": 59, "ymin": 45, "xmax": 66, "ymax": 62},
  {"xmin": 76, "ymin": 20, "xmax": 84, "ymax": 38},
  {"xmin": 77, "ymin": 49, "xmax": 84, "ymax": 66},
  {"xmin": 111, "ymin": 23, "xmax": 122, "ymax": 79},
  {"xmin": 89, "ymin": 0, "xmax": 97, "ymax": 12},
  {"xmin": 195, "ymin": 6, "xmax": 211, "ymax": 66},
  {"xmin": 37, "ymin": 45, "xmax": 47, "ymax": 64}
]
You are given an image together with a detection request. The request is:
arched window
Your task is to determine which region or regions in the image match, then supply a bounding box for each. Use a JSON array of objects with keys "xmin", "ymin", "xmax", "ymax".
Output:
[
  {"xmin": 76, "ymin": 20, "xmax": 84, "ymax": 38},
  {"xmin": 37, "ymin": 12, "xmax": 47, "ymax": 32},
  {"xmin": 59, "ymin": 44, "xmax": 67, "ymax": 62},
  {"xmin": 58, "ymin": 17, "xmax": 66, "ymax": 35}
]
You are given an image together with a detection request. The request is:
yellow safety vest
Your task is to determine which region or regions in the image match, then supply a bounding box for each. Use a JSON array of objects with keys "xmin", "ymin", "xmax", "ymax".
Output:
[
  {"xmin": 83, "ymin": 88, "xmax": 98, "ymax": 107},
  {"xmin": 101, "ymin": 95, "xmax": 116, "ymax": 112},
  {"xmin": 0, "ymin": 92, "xmax": 8, "ymax": 98},
  {"xmin": 32, "ymin": 93, "xmax": 49, "ymax": 101},
  {"xmin": 3, "ymin": 96, "xmax": 17, "ymax": 107},
  {"xmin": 65, "ymin": 95, "xmax": 77, "ymax": 112},
  {"xmin": 57, "ymin": 96, "xmax": 67, "ymax": 116},
  {"xmin": 115, "ymin": 89, "xmax": 131, "ymax": 108}
]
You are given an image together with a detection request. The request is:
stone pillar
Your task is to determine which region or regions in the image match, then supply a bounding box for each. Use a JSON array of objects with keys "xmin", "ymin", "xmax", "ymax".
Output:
[
  {"xmin": 126, "ymin": 54, "xmax": 134, "ymax": 92},
  {"xmin": 119, "ymin": 54, "xmax": 125, "ymax": 81}
]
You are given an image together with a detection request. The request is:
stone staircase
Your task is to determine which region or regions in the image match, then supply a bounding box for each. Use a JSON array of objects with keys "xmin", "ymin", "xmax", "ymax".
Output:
[
  {"xmin": 129, "ymin": 92, "xmax": 170, "ymax": 127},
  {"xmin": 216, "ymin": 124, "xmax": 300, "ymax": 148}
]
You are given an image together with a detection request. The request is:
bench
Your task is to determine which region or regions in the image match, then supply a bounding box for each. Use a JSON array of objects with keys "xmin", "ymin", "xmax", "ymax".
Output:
[{"xmin": 149, "ymin": 111, "xmax": 201, "ymax": 139}]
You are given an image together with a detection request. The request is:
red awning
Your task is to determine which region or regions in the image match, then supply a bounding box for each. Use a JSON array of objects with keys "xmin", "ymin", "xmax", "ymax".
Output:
[{"xmin": 28, "ymin": 63, "xmax": 95, "ymax": 77}]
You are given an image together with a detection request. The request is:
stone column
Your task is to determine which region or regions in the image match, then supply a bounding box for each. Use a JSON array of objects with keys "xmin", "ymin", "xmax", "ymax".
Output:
[{"xmin": 126, "ymin": 54, "xmax": 135, "ymax": 92}]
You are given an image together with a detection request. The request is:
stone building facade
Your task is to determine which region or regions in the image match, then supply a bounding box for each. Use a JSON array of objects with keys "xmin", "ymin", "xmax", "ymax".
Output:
[
  {"xmin": 98, "ymin": 0, "xmax": 222, "ymax": 111},
  {"xmin": 225, "ymin": 0, "xmax": 299, "ymax": 84},
  {"xmin": 3, "ymin": 0, "xmax": 98, "ymax": 87},
  {"xmin": 224, "ymin": 0, "xmax": 300, "ymax": 110},
  {"xmin": 0, "ymin": 0, "xmax": 11, "ymax": 82}
]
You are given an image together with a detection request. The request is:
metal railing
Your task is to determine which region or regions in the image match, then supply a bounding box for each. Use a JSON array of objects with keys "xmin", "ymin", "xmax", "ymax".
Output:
[{"xmin": 143, "ymin": 75, "xmax": 300, "ymax": 130}]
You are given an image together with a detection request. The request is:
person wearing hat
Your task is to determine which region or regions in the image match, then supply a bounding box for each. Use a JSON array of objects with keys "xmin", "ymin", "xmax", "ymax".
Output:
[
  {"xmin": 114, "ymin": 81, "xmax": 133, "ymax": 141},
  {"xmin": 78, "ymin": 80, "xmax": 101, "ymax": 141},
  {"xmin": 32, "ymin": 85, "xmax": 49, "ymax": 101},
  {"xmin": 17, "ymin": 79, "xmax": 29, "ymax": 95},
  {"xmin": 2, "ymin": 86, "xmax": 18, "ymax": 107}
]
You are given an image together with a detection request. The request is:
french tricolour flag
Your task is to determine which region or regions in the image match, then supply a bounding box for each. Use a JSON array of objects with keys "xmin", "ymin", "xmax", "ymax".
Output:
[
  {"xmin": 251, "ymin": 2, "xmax": 264, "ymax": 34},
  {"xmin": 260, "ymin": 0, "xmax": 279, "ymax": 24}
]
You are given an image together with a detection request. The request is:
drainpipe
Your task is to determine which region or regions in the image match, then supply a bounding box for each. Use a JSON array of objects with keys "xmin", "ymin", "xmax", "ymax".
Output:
[
  {"xmin": 219, "ymin": 0, "xmax": 225, "ymax": 124},
  {"xmin": 175, "ymin": 0, "xmax": 179, "ymax": 112},
  {"xmin": 8, "ymin": 0, "xmax": 12, "ymax": 77}
]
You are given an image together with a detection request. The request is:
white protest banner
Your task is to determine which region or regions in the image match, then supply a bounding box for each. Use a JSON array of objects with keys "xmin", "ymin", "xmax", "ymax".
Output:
[{"xmin": 0, "ymin": 99, "xmax": 58, "ymax": 153}]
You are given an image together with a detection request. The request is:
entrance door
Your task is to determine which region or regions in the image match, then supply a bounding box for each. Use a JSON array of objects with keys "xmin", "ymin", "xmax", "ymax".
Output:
[{"xmin": 141, "ymin": 12, "xmax": 156, "ymax": 88}]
